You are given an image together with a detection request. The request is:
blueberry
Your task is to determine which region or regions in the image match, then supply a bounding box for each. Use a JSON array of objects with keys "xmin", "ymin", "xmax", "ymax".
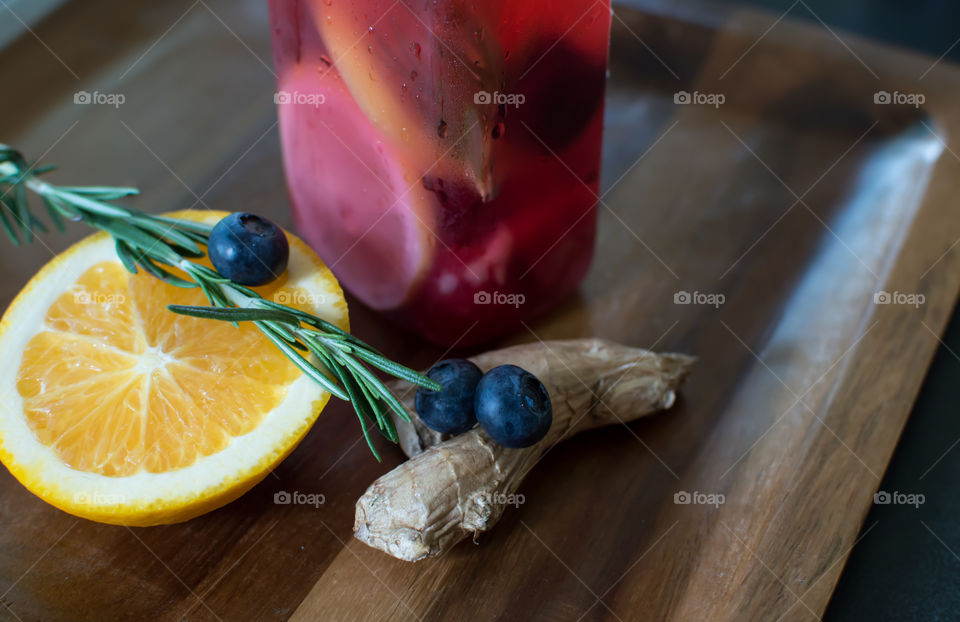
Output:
[
  {"xmin": 415, "ymin": 359, "xmax": 484, "ymax": 434},
  {"xmin": 475, "ymin": 365, "xmax": 552, "ymax": 448},
  {"xmin": 208, "ymin": 213, "xmax": 289, "ymax": 286}
]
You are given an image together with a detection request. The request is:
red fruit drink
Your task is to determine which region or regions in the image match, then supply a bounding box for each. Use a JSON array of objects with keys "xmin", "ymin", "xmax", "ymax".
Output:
[{"xmin": 268, "ymin": 0, "xmax": 610, "ymax": 345}]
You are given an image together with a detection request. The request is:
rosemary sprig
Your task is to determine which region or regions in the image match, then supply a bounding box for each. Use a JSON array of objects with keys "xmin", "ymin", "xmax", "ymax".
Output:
[{"xmin": 0, "ymin": 145, "xmax": 440, "ymax": 460}]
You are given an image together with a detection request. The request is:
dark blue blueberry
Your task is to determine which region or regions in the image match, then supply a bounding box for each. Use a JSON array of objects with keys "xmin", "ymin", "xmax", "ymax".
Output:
[
  {"xmin": 208, "ymin": 213, "xmax": 289, "ymax": 286},
  {"xmin": 415, "ymin": 359, "xmax": 483, "ymax": 434},
  {"xmin": 475, "ymin": 365, "xmax": 552, "ymax": 448}
]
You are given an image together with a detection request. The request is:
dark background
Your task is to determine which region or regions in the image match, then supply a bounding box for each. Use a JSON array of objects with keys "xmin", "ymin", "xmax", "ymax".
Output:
[{"xmin": 717, "ymin": 2, "xmax": 960, "ymax": 620}]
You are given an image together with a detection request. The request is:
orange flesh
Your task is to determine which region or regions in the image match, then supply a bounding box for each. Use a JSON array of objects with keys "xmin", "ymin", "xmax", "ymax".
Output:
[{"xmin": 16, "ymin": 262, "xmax": 304, "ymax": 477}]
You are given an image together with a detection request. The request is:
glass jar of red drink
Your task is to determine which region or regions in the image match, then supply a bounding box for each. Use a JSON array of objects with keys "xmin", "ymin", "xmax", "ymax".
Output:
[{"xmin": 268, "ymin": 0, "xmax": 610, "ymax": 346}]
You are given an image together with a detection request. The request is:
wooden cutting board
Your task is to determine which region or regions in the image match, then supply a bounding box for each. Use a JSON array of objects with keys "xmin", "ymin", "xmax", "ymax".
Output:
[{"xmin": 1, "ymin": 1, "xmax": 959, "ymax": 620}]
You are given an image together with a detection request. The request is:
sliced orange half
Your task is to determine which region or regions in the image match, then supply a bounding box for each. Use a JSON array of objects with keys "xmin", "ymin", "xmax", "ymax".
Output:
[{"xmin": 0, "ymin": 210, "xmax": 348, "ymax": 526}]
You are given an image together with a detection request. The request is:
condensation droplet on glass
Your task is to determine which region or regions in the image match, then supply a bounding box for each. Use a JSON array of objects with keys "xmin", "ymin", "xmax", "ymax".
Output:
[
  {"xmin": 410, "ymin": 42, "xmax": 421, "ymax": 60},
  {"xmin": 410, "ymin": 70, "xmax": 418, "ymax": 80},
  {"xmin": 437, "ymin": 120, "xmax": 448, "ymax": 138},
  {"xmin": 367, "ymin": 45, "xmax": 373, "ymax": 54},
  {"xmin": 492, "ymin": 121, "xmax": 504, "ymax": 139},
  {"xmin": 401, "ymin": 83, "xmax": 408, "ymax": 93}
]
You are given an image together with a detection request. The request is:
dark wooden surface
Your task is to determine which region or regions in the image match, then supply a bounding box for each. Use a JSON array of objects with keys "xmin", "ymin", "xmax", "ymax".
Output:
[{"xmin": 1, "ymin": 1, "xmax": 959, "ymax": 620}]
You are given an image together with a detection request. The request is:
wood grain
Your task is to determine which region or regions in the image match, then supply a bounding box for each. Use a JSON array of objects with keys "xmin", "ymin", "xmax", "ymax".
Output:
[{"xmin": 0, "ymin": 1, "xmax": 958, "ymax": 621}]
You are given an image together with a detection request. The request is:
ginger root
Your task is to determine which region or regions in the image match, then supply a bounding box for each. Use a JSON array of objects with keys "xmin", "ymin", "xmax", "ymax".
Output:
[{"xmin": 354, "ymin": 338, "xmax": 694, "ymax": 562}]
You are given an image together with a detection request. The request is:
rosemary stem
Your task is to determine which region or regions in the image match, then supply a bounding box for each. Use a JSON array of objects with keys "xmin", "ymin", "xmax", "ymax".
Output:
[{"xmin": 0, "ymin": 145, "xmax": 436, "ymax": 458}]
